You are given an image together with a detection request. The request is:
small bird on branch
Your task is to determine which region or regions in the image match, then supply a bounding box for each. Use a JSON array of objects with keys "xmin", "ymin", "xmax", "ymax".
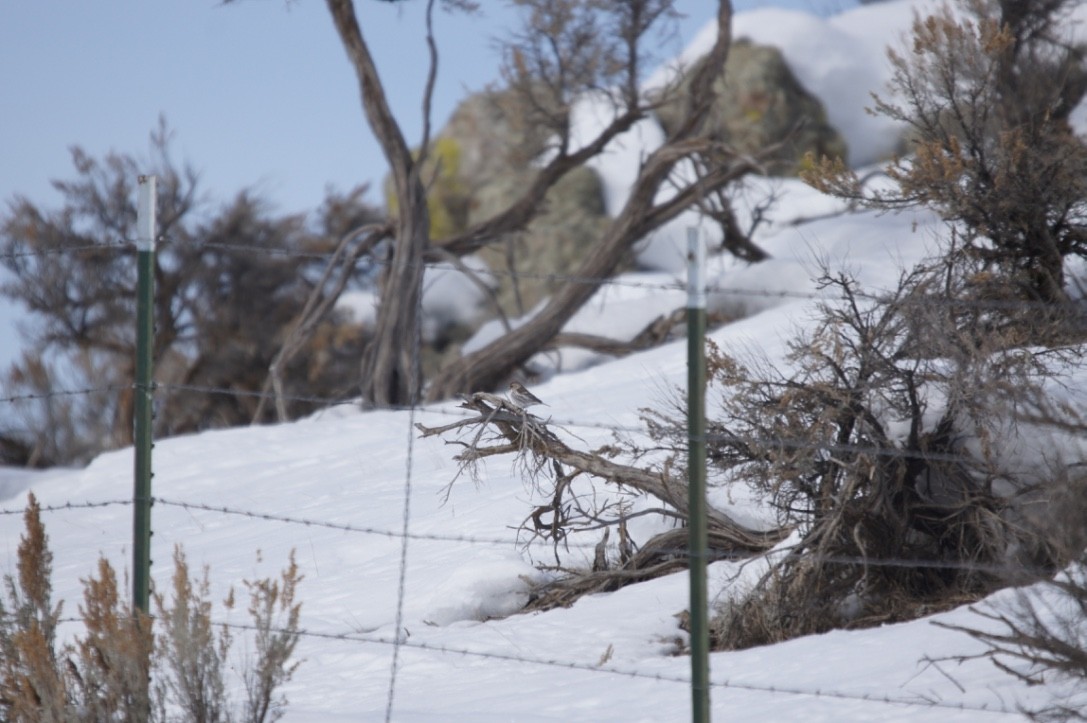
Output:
[{"xmin": 508, "ymin": 381, "xmax": 547, "ymax": 409}]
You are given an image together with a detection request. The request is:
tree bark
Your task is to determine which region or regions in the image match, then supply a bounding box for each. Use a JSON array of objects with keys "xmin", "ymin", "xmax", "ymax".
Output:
[
  {"xmin": 325, "ymin": 1, "xmax": 754, "ymax": 404},
  {"xmin": 326, "ymin": 0, "xmax": 430, "ymax": 406}
]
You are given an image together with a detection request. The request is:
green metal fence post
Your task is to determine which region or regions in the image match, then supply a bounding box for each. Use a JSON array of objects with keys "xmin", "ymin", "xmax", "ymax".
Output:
[
  {"xmin": 133, "ymin": 174, "xmax": 156, "ymax": 615},
  {"xmin": 687, "ymin": 226, "xmax": 710, "ymax": 722}
]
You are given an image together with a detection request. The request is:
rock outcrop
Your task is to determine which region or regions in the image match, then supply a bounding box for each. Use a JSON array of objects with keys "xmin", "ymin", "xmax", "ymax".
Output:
[{"xmin": 654, "ymin": 39, "xmax": 847, "ymax": 172}]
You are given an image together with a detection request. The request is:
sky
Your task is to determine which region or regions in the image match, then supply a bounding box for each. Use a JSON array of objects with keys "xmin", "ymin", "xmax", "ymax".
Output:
[{"xmin": 0, "ymin": 0, "xmax": 860, "ymax": 217}]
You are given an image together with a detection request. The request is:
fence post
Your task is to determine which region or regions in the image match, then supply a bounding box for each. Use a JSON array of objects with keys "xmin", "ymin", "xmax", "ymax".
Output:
[
  {"xmin": 133, "ymin": 174, "xmax": 157, "ymax": 615},
  {"xmin": 686, "ymin": 226, "xmax": 710, "ymax": 722}
]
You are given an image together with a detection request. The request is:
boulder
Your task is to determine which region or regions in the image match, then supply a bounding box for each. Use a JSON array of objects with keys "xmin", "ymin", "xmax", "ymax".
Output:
[
  {"xmin": 384, "ymin": 38, "xmax": 846, "ymax": 342},
  {"xmin": 414, "ymin": 88, "xmax": 614, "ymax": 315},
  {"xmin": 654, "ymin": 39, "xmax": 848, "ymax": 172}
]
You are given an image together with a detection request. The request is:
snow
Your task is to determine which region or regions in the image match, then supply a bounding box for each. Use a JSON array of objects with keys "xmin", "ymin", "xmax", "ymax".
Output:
[
  {"xmin": 573, "ymin": 93, "xmax": 668, "ymax": 217},
  {"xmin": 3, "ymin": 1, "xmax": 1087, "ymax": 720},
  {"xmin": 2, "ymin": 202, "xmax": 1080, "ymax": 718},
  {"xmin": 648, "ymin": 0, "xmax": 937, "ymax": 168},
  {"xmin": 572, "ymin": 0, "xmax": 940, "ymax": 275},
  {"xmin": 1, "ymin": 392, "xmax": 1076, "ymax": 720}
]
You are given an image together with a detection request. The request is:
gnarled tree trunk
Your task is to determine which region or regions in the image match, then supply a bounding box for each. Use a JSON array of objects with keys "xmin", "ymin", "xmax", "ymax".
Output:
[{"xmin": 326, "ymin": 0, "xmax": 431, "ymax": 406}]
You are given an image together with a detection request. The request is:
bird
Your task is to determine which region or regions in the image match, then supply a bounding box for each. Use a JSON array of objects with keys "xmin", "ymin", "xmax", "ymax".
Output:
[{"xmin": 508, "ymin": 381, "xmax": 547, "ymax": 409}]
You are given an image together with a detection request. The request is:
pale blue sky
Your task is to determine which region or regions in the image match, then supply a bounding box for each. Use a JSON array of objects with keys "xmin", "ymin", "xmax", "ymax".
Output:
[{"xmin": 0, "ymin": 0, "xmax": 857, "ymax": 216}]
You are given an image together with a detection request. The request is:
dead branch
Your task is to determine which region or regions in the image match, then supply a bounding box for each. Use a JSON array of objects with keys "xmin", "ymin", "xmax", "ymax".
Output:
[
  {"xmin": 524, "ymin": 526, "xmax": 754, "ymax": 612},
  {"xmin": 253, "ymin": 221, "xmax": 392, "ymax": 422},
  {"xmin": 416, "ymin": 392, "xmax": 786, "ymax": 553},
  {"xmin": 549, "ymin": 309, "xmax": 738, "ymax": 358}
]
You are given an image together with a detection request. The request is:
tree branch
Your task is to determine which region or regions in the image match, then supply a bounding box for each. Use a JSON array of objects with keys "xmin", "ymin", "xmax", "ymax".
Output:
[{"xmin": 416, "ymin": 392, "xmax": 785, "ymax": 552}]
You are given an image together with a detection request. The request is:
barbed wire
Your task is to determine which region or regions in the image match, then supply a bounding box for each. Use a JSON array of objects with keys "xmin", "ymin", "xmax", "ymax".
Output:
[
  {"xmin": 191, "ymin": 237, "xmax": 1087, "ymax": 314},
  {"xmin": 1, "ymin": 195, "xmax": 1079, "ymax": 723},
  {"xmin": 2, "ymin": 236, "xmax": 1083, "ymax": 396},
  {"xmin": 149, "ymin": 496, "xmax": 1063, "ymax": 579},
  {"xmin": 157, "ymin": 382, "xmax": 360, "ymax": 409},
  {"xmin": 192, "ymin": 240, "xmax": 339, "ymax": 262},
  {"xmin": 4, "ymin": 226, "xmax": 1086, "ymax": 317},
  {"xmin": 155, "ymin": 380, "xmax": 1029, "ymax": 469},
  {"xmin": 194, "ymin": 238, "xmax": 719, "ymax": 296},
  {"xmin": 0, "ymin": 241, "xmax": 135, "ymax": 263},
  {"xmin": 0, "ymin": 376, "xmax": 1042, "ymax": 495},
  {"xmin": 176, "ymin": 238, "xmax": 778, "ymax": 298},
  {"xmin": 34, "ymin": 609, "xmax": 1017, "ymax": 716},
  {"xmin": 156, "ymin": 381, "xmax": 636, "ymax": 434},
  {"xmin": 1, "ymin": 384, "xmax": 128, "ymax": 405},
  {"xmin": 0, "ymin": 491, "xmax": 1059, "ymax": 579},
  {"xmin": 207, "ymin": 618, "xmax": 1017, "ymax": 716},
  {"xmin": 151, "ymin": 497, "xmax": 599, "ymax": 550},
  {"xmin": 0, "ymin": 487, "xmax": 1054, "ymax": 720},
  {"xmin": 2, "ymin": 378, "xmax": 1028, "ymax": 493},
  {"xmin": 0, "ymin": 499, "xmax": 132, "ymax": 517}
]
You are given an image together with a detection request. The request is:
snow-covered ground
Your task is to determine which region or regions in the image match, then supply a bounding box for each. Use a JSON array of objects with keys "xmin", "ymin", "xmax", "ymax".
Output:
[
  {"xmin": 3, "ymin": 347, "xmax": 1081, "ymax": 721},
  {"xmin": 3, "ymin": 1, "xmax": 1087, "ymax": 720}
]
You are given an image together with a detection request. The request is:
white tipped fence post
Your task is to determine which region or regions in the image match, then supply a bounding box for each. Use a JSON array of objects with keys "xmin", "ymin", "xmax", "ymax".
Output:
[
  {"xmin": 687, "ymin": 226, "xmax": 710, "ymax": 722},
  {"xmin": 133, "ymin": 175, "xmax": 156, "ymax": 615}
]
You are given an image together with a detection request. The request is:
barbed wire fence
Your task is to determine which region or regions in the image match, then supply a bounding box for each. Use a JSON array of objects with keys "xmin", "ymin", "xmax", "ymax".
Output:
[
  {"xmin": 1, "ymin": 234, "xmax": 1085, "ymax": 718},
  {"xmin": 0, "ymin": 487, "xmax": 1057, "ymax": 718},
  {"xmin": 0, "ymin": 492, "xmax": 1053, "ymax": 719}
]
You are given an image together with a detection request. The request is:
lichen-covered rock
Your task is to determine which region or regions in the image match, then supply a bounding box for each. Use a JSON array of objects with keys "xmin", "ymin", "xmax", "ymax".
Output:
[
  {"xmin": 654, "ymin": 39, "xmax": 848, "ymax": 172},
  {"xmin": 416, "ymin": 88, "xmax": 613, "ymax": 315},
  {"xmin": 473, "ymin": 165, "xmax": 613, "ymax": 315},
  {"xmin": 383, "ymin": 135, "xmax": 471, "ymax": 241},
  {"xmin": 440, "ymin": 90, "xmax": 552, "ymax": 188},
  {"xmin": 384, "ymin": 39, "xmax": 846, "ymax": 355}
]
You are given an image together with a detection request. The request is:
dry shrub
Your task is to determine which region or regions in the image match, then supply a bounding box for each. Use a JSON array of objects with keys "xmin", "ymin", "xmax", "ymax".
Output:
[
  {"xmin": 932, "ymin": 474, "xmax": 1087, "ymax": 721},
  {"xmin": 751, "ymin": 0, "xmax": 1087, "ymax": 652},
  {"xmin": 805, "ymin": 0, "xmax": 1087, "ymax": 306},
  {"xmin": 0, "ymin": 122, "xmax": 380, "ymax": 467},
  {"xmin": 70, "ymin": 560, "xmax": 154, "ymax": 722},
  {"xmin": 240, "ymin": 551, "xmax": 303, "ymax": 723},
  {"xmin": 660, "ymin": 253, "xmax": 1087, "ymax": 650},
  {"xmin": 154, "ymin": 546, "xmax": 231, "ymax": 723},
  {"xmin": 0, "ymin": 493, "xmax": 67, "ymax": 719},
  {"xmin": 0, "ymin": 494, "xmax": 303, "ymax": 722}
]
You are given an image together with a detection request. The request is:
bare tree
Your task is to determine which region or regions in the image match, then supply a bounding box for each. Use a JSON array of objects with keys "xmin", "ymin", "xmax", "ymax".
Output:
[
  {"xmin": 311, "ymin": 0, "xmax": 775, "ymax": 404},
  {"xmin": 324, "ymin": 0, "xmax": 443, "ymax": 406},
  {"xmin": 0, "ymin": 125, "xmax": 380, "ymax": 465}
]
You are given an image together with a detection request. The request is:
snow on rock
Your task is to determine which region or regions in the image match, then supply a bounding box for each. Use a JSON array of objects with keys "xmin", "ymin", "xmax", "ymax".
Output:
[
  {"xmin": 572, "ymin": 93, "xmax": 666, "ymax": 217},
  {"xmin": 336, "ymin": 288, "xmax": 378, "ymax": 327},
  {"xmin": 734, "ymin": 6, "xmax": 900, "ymax": 166},
  {"xmin": 652, "ymin": 0, "xmax": 936, "ymax": 167},
  {"xmin": 568, "ymin": 94, "xmax": 723, "ymax": 272}
]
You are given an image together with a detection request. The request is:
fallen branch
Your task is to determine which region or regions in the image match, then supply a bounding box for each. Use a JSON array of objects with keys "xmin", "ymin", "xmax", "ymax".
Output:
[{"xmin": 417, "ymin": 392, "xmax": 787, "ymax": 558}]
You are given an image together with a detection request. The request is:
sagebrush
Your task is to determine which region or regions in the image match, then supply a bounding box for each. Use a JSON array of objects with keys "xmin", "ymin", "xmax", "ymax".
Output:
[{"xmin": 0, "ymin": 493, "xmax": 303, "ymax": 722}]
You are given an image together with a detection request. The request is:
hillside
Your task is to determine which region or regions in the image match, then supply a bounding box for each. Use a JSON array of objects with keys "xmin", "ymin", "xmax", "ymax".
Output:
[{"xmin": 3, "ymin": 1, "xmax": 1087, "ymax": 719}]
